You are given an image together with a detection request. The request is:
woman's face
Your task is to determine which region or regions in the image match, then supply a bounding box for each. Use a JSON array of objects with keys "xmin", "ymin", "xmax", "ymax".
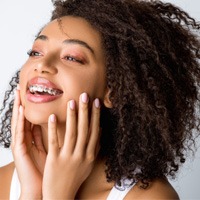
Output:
[{"xmin": 20, "ymin": 16, "xmax": 109, "ymax": 125}]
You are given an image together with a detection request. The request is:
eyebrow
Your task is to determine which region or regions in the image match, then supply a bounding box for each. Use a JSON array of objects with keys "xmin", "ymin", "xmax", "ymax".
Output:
[{"xmin": 35, "ymin": 35, "xmax": 95, "ymax": 55}]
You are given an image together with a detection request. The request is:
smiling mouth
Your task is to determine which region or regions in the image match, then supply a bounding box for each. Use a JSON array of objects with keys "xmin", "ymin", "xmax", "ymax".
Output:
[{"xmin": 29, "ymin": 85, "xmax": 63, "ymax": 96}]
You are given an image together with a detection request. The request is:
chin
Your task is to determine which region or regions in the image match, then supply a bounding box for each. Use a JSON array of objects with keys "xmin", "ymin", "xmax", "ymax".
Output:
[
  {"xmin": 24, "ymin": 106, "xmax": 66, "ymax": 125},
  {"xmin": 24, "ymin": 110, "xmax": 49, "ymax": 125}
]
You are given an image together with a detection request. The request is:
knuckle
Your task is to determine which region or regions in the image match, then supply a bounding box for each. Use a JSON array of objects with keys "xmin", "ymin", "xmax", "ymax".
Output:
[
  {"xmin": 80, "ymin": 103, "xmax": 88, "ymax": 112},
  {"xmin": 74, "ymin": 152, "xmax": 84, "ymax": 161},
  {"xmin": 68, "ymin": 110, "xmax": 76, "ymax": 118},
  {"xmin": 49, "ymin": 137, "xmax": 57, "ymax": 145},
  {"xmin": 93, "ymin": 107, "xmax": 100, "ymax": 114},
  {"xmin": 86, "ymin": 153, "xmax": 95, "ymax": 163},
  {"xmin": 50, "ymin": 123, "xmax": 56, "ymax": 129},
  {"xmin": 47, "ymin": 155, "xmax": 57, "ymax": 164}
]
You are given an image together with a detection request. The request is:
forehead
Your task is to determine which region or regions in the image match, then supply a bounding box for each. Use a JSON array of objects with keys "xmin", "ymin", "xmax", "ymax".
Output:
[{"xmin": 39, "ymin": 16, "xmax": 102, "ymax": 51}]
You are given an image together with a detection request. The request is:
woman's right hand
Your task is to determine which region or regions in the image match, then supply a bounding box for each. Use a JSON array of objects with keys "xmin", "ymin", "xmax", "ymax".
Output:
[{"xmin": 11, "ymin": 86, "xmax": 46, "ymax": 199}]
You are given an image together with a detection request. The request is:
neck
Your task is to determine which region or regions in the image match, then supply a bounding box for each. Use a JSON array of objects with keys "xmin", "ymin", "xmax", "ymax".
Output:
[{"xmin": 76, "ymin": 157, "xmax": 114, "ymax": 199}]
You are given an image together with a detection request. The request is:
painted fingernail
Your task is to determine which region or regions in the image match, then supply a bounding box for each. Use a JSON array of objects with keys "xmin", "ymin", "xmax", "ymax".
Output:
[
  {"xmin": 69, "ymin": 100, "xmax": 75, "ymax": 110},
  {"xmin": 17, "ymin": 84, "xmax": 20, "ymax": 90},
  {"xmin": 19, "ymin": 105, "xmax": 23, "ymax": 113},
  {"xmin": 81, "ymin": 93, "xmax": 89, "ymax": 103},
  {"xmin": 94, "ymin": 98, "xmax": 100, "ymax": 108},
  {"xmin": 50, "ymin": 114, "xmax": 56, "ymax": 123}
]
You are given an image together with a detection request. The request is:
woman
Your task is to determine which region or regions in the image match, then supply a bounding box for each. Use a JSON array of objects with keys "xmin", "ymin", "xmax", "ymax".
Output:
[{"xmin": 0, "ymin": 0, "xmax": 200, "ymax": 199}]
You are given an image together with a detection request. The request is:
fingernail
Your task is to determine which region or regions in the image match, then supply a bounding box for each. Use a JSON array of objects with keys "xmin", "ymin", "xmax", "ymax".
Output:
[
  {"xmin": 81, "ymin": 93, "xmax": 89, "ymax": 103},
  {"xmin": 50, "ymin": 114, "xmax": 56, "ymax": 123},
  {"xmin": 17, "ymin": 84, "xmax": 20, "ymax": 90},
  {"xmin": 94, "ymin": 98, "xmax": 100, "ymax": 108},
  {"xmin": 19, "ymin": 105, "xmax": 23, "ymax": 113},
  {"xmin": 14, "ymin": 85, "xmax": 20, "ymax": 96},
  {"xmin": 69, "ymin": 100, "xmax": 75, "ymax": 110}
]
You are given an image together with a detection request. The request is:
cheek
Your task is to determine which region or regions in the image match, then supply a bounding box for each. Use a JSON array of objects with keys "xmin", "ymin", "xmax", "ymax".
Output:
[
  {"xmin": 65, "ymin": 72, "xmax": 106, "ymax": 101},
  {"xmin": 86, "ymin": 71, "xmax": 107, "ymax": 99}
]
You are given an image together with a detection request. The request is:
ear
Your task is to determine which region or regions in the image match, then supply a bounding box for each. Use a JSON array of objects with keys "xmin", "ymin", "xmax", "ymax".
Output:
[{"xmin": 103, "ymin": 88, "xmax": 113, "ymax": 108}]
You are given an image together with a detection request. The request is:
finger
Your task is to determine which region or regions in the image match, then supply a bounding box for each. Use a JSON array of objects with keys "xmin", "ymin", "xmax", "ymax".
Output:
[
  {"xmin": 11, "ymin": 85, "xmax": 21, "ymax": 145},
  {"xmin": 63, "ymin": 100, "xmax": 77, "ymax": 153},
  {"xmin": 86, "ymin": 98, "xmax": 101, "ymax": 156},
  {"xmin": 74, "ymin": 93, "xmax": 89, "ymax": 154},
  {"xmin": 48, "ymin": 114, "xmax": 59, "ymax": 155},
  {"xmin": 32, "ymin": 125, "xmax": 46, "ymax": 152},
  {"xmin": 15, "ymin": 105, "xmax": 25, "ymax": 146}
]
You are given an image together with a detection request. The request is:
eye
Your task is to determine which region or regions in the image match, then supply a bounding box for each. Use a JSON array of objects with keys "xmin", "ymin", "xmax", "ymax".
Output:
[
  {"xmin": 27, "ymin": 49, "xmax": 41, "ymax": 57},
  {"xmin": 64, "ymin": 55, "xmax": 84, "ymax": 64}
]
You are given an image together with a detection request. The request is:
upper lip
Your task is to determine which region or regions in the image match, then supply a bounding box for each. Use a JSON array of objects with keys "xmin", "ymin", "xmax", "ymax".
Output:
[{"xmin": 28, "ymin": 77, "xmax": 63, "ymax": 92}]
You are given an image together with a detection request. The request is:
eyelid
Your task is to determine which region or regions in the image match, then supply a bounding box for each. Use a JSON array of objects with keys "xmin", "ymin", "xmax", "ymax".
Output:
[
  {"xmin": 61, "ymin": 47, "xmax": 88, "ymax": 63},
  {"xmin": 62, "ymin": 54, "xmax": 86, "ymax": 64},
  {"xmin": 27, "ymin": 49, "xmax": 42, "ymax": 57}
]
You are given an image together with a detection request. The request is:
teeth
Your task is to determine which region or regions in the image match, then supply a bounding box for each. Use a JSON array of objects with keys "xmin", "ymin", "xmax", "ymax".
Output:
[
  {"xmin": 38, "ymin": 86, "xmax": 44, "ymax": 92},
  {"xmin": 29, "ymin": 85, "xmax": 61, "ymax": 96}
]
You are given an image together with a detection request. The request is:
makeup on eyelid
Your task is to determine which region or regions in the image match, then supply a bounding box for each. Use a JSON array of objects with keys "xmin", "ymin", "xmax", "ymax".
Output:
[
  {"xmin": 27, "ymin": 48, "xmax": 87, "ymax": 64},
  {"xmin": 61, "ymin": 50, "xmax": 88, "ymax": 64},
  {"xmin": 28, "ymin": 44, "xmax": 89, "ymax": 64}
]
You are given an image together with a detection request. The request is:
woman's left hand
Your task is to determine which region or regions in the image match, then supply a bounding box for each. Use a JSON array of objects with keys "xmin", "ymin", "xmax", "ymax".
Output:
[{"xmin": 42, "ymin": 93, "xmax": 101, "ymax": 199}]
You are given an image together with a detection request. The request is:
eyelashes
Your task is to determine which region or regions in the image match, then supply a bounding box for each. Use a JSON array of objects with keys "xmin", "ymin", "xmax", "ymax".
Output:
[
  {"xmin": 63, "ymin": 55, "xmax": 85, "ymax": 64},
  {"xmin": 27, "ymin": 49, "xmax": 85, "ymax": 64},
  {"xmin": 27, "ymin": 49, "xmax": 41, "ymax": 57}
]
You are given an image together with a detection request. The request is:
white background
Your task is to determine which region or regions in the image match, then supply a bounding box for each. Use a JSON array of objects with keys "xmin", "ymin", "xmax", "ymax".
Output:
[{"xmin": 0, "ymin": 0, "xmax": 199, "ymax": 199}]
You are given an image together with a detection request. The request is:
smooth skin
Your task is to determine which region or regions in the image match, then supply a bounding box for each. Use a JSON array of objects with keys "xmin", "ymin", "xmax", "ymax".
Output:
[
  {"xmin": 12, "ymin": 87, "xmax": 101, "ymax": 199},
  {"xmin": 0, "ymin": 16, "xmax": 179, "ymax": 199},
  {"xmin": 11, "ymin": 88, "xmax": 46, "ymax": 199}
]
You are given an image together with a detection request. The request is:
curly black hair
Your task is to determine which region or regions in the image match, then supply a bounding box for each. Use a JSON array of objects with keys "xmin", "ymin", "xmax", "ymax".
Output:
[
  {"xmin": 1, "ymin": 0, "xmax": 200, "ymax": 187},
  {"xmin": 0, "ymin": 70, "xmax": 19, "ymax": 148}
]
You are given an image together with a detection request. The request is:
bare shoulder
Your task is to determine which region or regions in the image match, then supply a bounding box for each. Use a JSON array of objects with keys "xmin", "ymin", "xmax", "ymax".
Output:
[
  {"xmin": 125, "ymin": 178, "xmax": 179, "ymax": 200},
  {"xmin": 0, "ymin": 162, "xmax": 15, "ymax": 199}
]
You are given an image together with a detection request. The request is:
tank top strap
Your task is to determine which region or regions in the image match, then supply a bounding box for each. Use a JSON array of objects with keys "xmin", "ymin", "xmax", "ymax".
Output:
[
  {"xmin": 10, "ymin": 169, "xmax": 20, "ymax": 200},
  {"xmin": 107, "ymin": 179, "xmax": 136, "ymax": 200}
]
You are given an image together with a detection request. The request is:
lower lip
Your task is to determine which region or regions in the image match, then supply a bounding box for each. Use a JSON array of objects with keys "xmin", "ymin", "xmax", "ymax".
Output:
[{"xmin": 26, "ymin": 91, "xmax": 63, "ymax": 103}]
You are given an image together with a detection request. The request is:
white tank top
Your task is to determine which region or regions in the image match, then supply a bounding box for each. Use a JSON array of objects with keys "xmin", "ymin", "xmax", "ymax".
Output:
[
  {"xmin": 10, "ymin": 169, "xmax": 136, "ymax": 200},
  {"xmin": 107, "ymin": 178, "xmax": 136, "ymax": 200},
  {"xmin": 10, "ymin": 169, "xmax": 20, "ymax": 200}
]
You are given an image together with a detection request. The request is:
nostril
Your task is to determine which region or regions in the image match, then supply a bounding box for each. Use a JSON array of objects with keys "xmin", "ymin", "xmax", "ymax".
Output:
[
  {"xmin": 34, "ymin": 64, "xmax": 57, "ymax": 74},
  {"xmin": 34, "ymin": 68, "xmax": 50, "ymax": 74}
]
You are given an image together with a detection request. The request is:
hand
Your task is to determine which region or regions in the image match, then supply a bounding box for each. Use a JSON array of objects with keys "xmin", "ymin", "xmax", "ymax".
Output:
[
  {"xmin": 43, "ymin": 93, "xmax": 101, "ymax": 199},
  {"xmin": 11, "ymin": 87, "xmax": 46, "ymax": 199}
]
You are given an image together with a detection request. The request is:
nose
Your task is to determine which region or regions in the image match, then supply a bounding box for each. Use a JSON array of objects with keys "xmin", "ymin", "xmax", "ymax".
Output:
[{"xmin": 34, "ymin": 56, "xmax": 58, "ymax": 74}]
